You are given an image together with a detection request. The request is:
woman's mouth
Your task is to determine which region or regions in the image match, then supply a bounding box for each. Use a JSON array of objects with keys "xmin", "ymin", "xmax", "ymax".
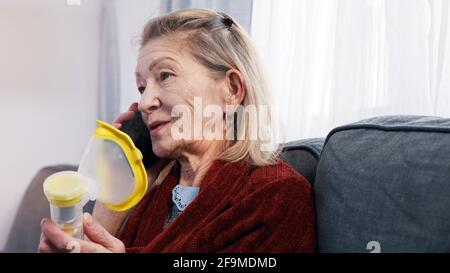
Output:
[{"xmin": 149, "ymin": 121, "xmax": 171, "ymax": 135}]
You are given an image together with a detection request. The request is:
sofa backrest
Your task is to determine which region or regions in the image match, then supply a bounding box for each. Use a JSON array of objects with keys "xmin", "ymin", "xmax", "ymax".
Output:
[
  {"xmin": 281, "ymin": 138, "xmax": 325, "ymax": 185},
  {"xmin": 314, "ymin": 116, "xmax": 450, "ymax": 253}
]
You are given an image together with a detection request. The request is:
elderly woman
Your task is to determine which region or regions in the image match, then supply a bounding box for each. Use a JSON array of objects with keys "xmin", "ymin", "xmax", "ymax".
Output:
[{"xmin": 39, "ymin": 9, "xmax": 316, "ymax": 253}]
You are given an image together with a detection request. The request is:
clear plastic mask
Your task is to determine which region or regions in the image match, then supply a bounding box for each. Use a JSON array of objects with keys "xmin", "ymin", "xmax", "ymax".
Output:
[
  {"xmin": 43, "ymin": 120, "xmax": 149, "ymax": 239},
  {"xmin": 77, "ymin": 120, "xmax": 148, "ymax": 211}
]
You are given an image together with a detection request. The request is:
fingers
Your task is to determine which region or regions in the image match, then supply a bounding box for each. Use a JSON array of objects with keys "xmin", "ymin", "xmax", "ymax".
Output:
[
  {"xmin": 40, "ymin": 218, "xmax": 73, "ymax": 250},
  {"xmin": 128, "ymin": 102, "xmax": 139, "ymax": 112},
  {"xmin": 66, "ymin": 240, "xmax": 81, "ymax": 253},
  {"xmin": 38, "ymin": 236, "xmax": 60, "ymax": 253},
  {"xmin": 75, "ymin": 239, "xmax": 112, "ymax": 253},
  {"xmin": 112, "ymin": 111, "xmax": 135, "ymax": 129},
  {"xmin": 39, "ymin": 218, "xmax": 119, "ymax": 253},
  {"xmin": 41, "ymin": 236, "xmax": 108, "ymax": 253},
  {"xmin": 39, "ymin": 227, "xmax": 74, "ymax": 253},
  {"xmin": 112, "ymin": 102, "xmax": 139, "ymax": 129},
  {"xmin": 38, "ymin": 241, "xmax": 57, "ymax": 253},
  {"xmin": 83, "ymin": 213, "xmax": 125, "ymax": 252}
]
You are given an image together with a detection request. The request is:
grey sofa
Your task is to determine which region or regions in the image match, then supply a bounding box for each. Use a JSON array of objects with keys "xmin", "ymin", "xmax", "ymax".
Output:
[
  {"xmin": 315, "ymin": 115, "xmax": 450, "ymax": 252},
  {"xmin": 5, "ymin": 115, "xmax": 450, "ymax": 253}
]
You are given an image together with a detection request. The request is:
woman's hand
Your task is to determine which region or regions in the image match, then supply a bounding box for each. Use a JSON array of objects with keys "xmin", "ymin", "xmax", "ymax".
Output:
[
  {"xmin": 112, "ymin": 102, "xmax": 139, "ymax": 129},
  {"xmin": 38, "ymin": 213, "xmax": 125, "ymax": 253}
]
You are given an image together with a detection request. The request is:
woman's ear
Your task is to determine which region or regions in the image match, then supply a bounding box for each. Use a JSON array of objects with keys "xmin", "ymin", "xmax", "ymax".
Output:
[{"xmin": 224, "ymin": 69, "xmax": 245, "ymax": 111}]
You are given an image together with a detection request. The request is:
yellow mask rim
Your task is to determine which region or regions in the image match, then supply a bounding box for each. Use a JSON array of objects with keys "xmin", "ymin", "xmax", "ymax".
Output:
[{"xmin": 93, "ymin": 120, "xmax": 149, "ymax": 211}]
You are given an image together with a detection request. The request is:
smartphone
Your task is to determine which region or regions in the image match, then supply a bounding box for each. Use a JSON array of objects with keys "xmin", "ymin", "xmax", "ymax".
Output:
[{"xmin": 119, "ymin": 112, "xmax": 158, "ymax": 168}]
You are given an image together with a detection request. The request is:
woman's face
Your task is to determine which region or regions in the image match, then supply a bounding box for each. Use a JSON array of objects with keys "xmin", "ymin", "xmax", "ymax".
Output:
[{"xmin": 135, "ymin": 35, "xmax": 227, "ymax": 159}]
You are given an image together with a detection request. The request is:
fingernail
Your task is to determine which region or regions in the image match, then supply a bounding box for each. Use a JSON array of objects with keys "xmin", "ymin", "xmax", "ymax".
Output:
[
  {"xmin": 84, "ymin": 213, "xmax": 93, "ymax": 226},
  {"xmin": 66, "ymin": 241, "xmax": 81, "ymax": 253},
  {"xmin": 40, "ymin": 218, "xmax": 46, "ymax": 227}
]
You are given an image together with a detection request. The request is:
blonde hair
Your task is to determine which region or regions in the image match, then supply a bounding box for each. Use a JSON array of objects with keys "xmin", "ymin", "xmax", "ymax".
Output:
[{"xmin": 141, "ymin": 9, "xmax": 280, "ymax": 166}]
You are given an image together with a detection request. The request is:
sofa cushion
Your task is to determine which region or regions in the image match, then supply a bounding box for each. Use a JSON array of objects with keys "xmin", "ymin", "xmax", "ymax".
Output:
[
  {"xmin": 314, "ymin": 115, "xmax": 450, "ymax": 253},
  {"xmin": 281, "ymin": 138, "xmax": 325, "ymax": 185}
]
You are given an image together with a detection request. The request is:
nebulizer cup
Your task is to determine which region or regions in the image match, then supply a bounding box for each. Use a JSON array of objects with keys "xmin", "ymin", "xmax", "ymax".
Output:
[
  {"xmin": 43, "ymin": 120, "xmax": 148, "ymax": 238},
  {"xmin": 43, "ymin": 171, "xmax": 87, "ymax": 238}
]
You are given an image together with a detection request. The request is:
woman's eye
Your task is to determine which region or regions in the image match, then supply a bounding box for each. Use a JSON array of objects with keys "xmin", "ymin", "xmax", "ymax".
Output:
[
  {"xmin": 138, "ymin": 86, "xmax": 145, "ymax": 94},
  {"xmin": 160, "ymin": 71, "xmax": 174, "ymax": 81}
]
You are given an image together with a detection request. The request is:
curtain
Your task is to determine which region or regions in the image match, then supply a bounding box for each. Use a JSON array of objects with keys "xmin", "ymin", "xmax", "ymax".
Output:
[
  {"xmin": 251, "ymin": 0, "xmax": 450, "ymax": 142},
  {"xmin": 98, "ymin": 0, "xmax": 120, "ymax": 123}
]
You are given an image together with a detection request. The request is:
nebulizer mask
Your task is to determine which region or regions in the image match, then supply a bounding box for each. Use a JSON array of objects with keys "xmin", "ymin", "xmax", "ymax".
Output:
[{"xmin": 43, "ymin": 119, "xmax": 149, "ymax": 238}]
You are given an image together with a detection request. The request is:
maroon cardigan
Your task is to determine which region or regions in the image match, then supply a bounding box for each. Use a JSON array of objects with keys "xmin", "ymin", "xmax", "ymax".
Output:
[{"xmin": 119, "ymin": 159, "xmax": 317, "ymax": 252}]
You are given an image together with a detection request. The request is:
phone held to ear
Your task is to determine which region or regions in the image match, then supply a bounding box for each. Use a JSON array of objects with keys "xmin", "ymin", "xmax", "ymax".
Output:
[{"xmin": 119, "ymin": 112, "xmax": 159, "ymax": 169}]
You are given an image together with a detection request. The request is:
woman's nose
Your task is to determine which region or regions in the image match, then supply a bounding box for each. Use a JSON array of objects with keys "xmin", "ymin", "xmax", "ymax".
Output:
[{"xmin": 138, "ymin": 86, "xmax": 161, "ymax": 114}]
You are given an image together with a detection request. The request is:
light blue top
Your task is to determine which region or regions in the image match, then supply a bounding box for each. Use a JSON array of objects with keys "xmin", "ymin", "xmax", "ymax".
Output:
[{"xmin": 171, "ymin": 184, "xmax": 200, "ymax": 211}]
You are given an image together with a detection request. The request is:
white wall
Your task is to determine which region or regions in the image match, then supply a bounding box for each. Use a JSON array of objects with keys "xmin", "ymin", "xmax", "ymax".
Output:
[{"xmin": 0, "ymin": 0, "xmax": 101, "ymax": 249}]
